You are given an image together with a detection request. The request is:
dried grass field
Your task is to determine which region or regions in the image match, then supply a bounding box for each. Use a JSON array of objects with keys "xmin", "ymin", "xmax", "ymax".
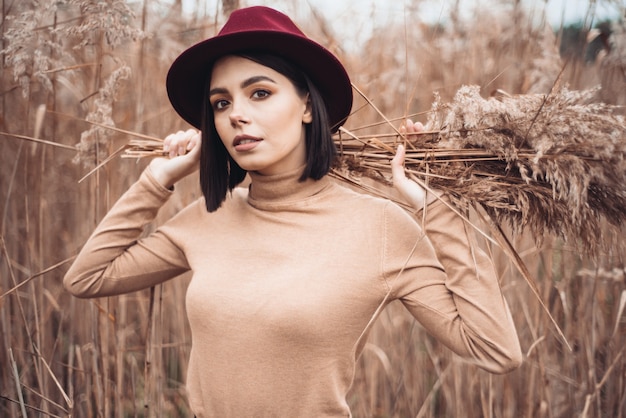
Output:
[{"xmin": 1, "ymin": 1, "xmax": 625, "ymax": 417}]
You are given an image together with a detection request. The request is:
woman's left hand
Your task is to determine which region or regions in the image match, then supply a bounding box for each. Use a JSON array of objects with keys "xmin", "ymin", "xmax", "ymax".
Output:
[{"xmin": 391, "ymin": 120, "xmax": 440, "ymax": 211}]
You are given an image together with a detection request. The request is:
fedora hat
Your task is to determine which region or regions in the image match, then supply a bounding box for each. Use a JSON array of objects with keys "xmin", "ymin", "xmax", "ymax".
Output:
[{"xmin": 166, "ymin": 6, "xmax": 353, "ymax": 133}]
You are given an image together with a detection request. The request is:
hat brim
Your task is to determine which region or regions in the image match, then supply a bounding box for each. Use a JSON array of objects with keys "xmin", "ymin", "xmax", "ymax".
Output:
[{"xmin": 166, "ymin": 31, "xmax": 353, "ymax": 133}]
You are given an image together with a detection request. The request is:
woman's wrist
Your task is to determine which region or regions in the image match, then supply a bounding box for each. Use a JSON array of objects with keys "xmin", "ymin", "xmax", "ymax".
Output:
[{"xmin": 149, "ymin": 159, "xmax": 176, "ymax": 189}]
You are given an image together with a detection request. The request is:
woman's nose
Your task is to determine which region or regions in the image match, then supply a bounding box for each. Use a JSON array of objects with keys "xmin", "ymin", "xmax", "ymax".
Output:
[{"xmin": 228, "ymin": 101, "xmax": 249, "ymax": 127}]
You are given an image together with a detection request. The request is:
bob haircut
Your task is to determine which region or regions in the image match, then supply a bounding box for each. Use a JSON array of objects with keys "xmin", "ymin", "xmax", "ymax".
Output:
[{"xmin": 200, "ymin": 51, "xmax": 336, "ymax": 212}]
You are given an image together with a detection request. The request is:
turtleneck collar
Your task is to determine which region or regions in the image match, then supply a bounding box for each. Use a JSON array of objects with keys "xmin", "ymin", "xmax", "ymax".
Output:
[{"xmin": 246, "ymin": 166, "xmax": 332, "ymax": 210}]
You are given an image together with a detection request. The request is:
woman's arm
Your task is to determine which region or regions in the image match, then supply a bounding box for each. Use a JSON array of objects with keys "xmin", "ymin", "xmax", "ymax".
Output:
[
  {"xmin": 63, "ymin": 130, "xmax": 201, "ymax": 298},
  {"xmin": 388, "ymin": 121, "xmax": 522, "ymax": 373},
  {"xmin": 63, "ymin": 166, "xmax": 190, "ymax": 297}
]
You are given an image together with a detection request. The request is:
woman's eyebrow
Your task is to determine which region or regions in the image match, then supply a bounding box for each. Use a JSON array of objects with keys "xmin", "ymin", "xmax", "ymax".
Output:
[
  {"xmin": 208, "ymin": 87, "xmax": 227, "ymax": 97},
  {"xmin": 241, "ymin": 75, "xmax": 276, "ymax": 89},
  {"xmin": 209, "ymin": 75, "xmax": 277, "ymax": 97}
]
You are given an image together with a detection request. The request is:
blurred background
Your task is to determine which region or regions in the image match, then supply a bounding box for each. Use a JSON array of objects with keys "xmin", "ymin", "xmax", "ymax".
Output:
[{"xmin": 1, "ymin": 0, "xmax": 625, "ymax": 416}]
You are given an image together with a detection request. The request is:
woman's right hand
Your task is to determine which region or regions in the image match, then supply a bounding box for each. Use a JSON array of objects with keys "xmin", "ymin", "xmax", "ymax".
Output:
[{"xmin": 149, "ymin": 129, "xmax": 201, "ymax": 189}]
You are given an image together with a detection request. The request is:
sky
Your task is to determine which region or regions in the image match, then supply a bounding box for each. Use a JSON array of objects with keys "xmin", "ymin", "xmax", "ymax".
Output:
[
  {"xmin": 180, "ymin": 0, "xmax": 624, "ymax": 26},
  {"xmin": 176, "ymin": 0, "xmax": 623, "ymax": 52}
]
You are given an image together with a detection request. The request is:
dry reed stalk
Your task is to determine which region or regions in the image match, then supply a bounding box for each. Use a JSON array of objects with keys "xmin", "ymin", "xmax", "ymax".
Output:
[{"xmin": 9, "ymin": 348, "xmax": 27, "ymax": 417}]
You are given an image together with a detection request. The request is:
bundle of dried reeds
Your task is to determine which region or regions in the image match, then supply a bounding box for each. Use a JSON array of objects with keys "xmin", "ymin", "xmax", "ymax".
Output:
[
  {"xmin": 334, "ymin": 85, "xmax": 626, "ymax": 253},
  {"xmin": 124, "ymin": 85, "xmax": 625, "ymax": 253}
]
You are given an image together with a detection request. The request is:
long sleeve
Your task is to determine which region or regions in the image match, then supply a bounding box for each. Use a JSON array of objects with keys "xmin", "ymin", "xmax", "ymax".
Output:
[
  {"xmin": 63, "ymin": 167, "xmax": 190, "ymax": 298},
  {"xmin": 387, "ymin": 197, "xmax": 522, "ymax": 374}
]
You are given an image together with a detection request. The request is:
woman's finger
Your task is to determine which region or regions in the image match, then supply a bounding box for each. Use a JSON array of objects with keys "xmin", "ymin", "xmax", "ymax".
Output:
[
  {"xmin": 186, "ymin": 130, "xmax": 201, "ymax": 150},
  {"xmin": 163, "ymin": 129, "xmax": 199, "ymax": 157},
  {"xmin": 391, "ymin": 144, "xmax": 407, "ymax": 184},
  {"xmin": 410, "ymin": 120, "xmax": 424, "ymax": 133}
]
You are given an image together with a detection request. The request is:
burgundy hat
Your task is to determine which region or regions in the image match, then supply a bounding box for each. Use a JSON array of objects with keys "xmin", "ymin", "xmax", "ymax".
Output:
[{"xmin": 166, "ymin": 6, "xmax": 353, "ymax": 133}]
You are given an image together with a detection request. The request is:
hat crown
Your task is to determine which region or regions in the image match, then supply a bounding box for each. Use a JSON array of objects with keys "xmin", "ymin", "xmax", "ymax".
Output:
[{"xmin": 219, "ymin": 6, "xmax": 306, "ymax": 39}]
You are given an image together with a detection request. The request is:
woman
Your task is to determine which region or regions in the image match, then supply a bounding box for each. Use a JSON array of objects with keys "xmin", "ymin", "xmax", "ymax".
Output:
[{"xmin": 64, "ymin": 6, "xmax": 522, "ymax": 417}]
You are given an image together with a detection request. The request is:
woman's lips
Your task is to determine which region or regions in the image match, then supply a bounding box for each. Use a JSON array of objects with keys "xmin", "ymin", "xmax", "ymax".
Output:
[{"xmin": 233, "ymin": 135, "xmax": 262, "ymax": 152}]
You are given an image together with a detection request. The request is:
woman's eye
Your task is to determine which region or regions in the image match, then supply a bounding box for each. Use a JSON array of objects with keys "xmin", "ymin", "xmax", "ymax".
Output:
[
  {"xmin": 252, "ymin": 89, "xmax": 270, "ymax": 99},
  {"xmin": 213, "ymin": 99, "xmax": 229, "ymax": 110}
]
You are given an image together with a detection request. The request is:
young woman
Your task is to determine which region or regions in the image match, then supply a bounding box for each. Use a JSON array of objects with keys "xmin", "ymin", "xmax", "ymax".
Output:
[{"xmin": 64, "ymin": 6, "xmax": 522, "ymax": 417}]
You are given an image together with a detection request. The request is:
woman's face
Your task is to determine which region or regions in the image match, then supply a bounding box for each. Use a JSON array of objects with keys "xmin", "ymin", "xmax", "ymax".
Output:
[{"xmin": 208, "ymin": 55, "xmax": 312, "ymax": 176}]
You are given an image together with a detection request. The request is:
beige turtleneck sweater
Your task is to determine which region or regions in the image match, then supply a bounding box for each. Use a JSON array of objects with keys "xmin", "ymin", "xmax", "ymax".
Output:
[{"xmin": 64, "ymin": 165, "xmax": 522, "ymax": 417}]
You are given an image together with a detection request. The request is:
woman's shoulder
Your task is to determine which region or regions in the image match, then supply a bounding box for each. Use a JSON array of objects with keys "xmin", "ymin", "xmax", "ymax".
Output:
[
  {"xmin": 330, "ymin": 178, "xmax": 406, "ymax": 209},
  {"xmin": 329, "ymin": 179, "xmax": 416, "ymax": 222}
]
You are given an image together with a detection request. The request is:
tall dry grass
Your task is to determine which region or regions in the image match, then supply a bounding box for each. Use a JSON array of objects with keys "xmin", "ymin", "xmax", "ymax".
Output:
[{"xmin": 1, "ymin": 1, "xmax": 625, "ymax": 417}]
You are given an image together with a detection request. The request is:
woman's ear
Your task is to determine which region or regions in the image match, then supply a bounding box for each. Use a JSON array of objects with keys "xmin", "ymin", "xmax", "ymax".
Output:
[{"xmin": 302, "ymin": 96, "xmax": 313, "ymax": 124}]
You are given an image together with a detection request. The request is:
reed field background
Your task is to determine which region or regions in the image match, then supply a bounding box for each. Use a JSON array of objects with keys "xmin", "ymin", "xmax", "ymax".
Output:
[{"xmin": 1, "ymin": 0, "xmax": 625, "ymax": 417}]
